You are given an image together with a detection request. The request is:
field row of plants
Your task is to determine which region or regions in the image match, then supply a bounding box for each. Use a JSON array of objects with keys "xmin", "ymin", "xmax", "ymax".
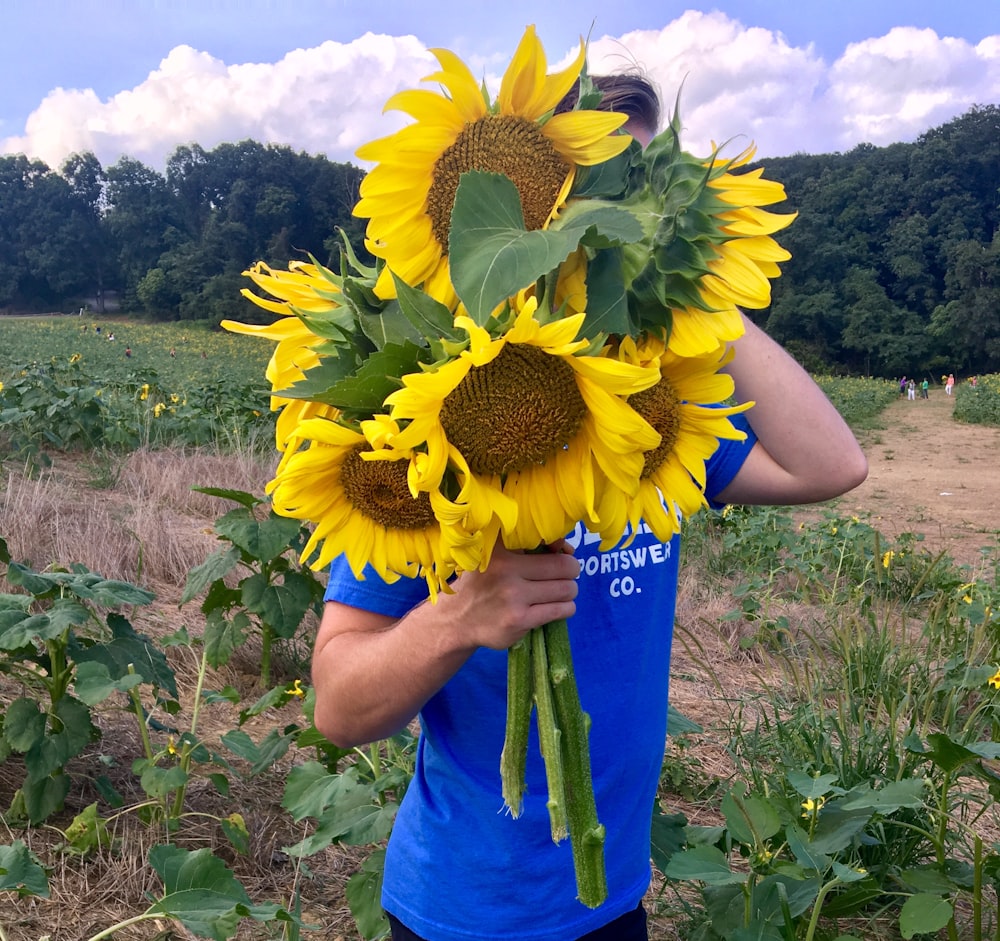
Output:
[
  {"xmin": 0, "ymin": 318, "xmax": 275, "ymax": 467},
  {"xmin": 1, "ymin": 321, "xmax": 999, "ymax": 939}
]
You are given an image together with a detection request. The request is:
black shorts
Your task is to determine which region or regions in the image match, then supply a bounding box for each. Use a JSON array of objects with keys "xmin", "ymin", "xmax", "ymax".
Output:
[{"xmin": 387, "ymin": 902, "xmax": 647, "ymax": 941}]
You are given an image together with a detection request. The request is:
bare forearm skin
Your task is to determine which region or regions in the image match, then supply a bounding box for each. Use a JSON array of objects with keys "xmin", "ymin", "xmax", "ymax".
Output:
[
  {"xmin": 719, "ymin": 315, "xmax": 868, "ymax": 506},
  {"xmin": 311, "ymin": 545, "xmax": 580, "ymax": 748}
]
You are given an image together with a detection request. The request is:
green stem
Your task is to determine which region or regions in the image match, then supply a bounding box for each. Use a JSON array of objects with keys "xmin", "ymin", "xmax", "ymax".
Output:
[
  {"xmin": 500, "ymin": 635, "xmax": 533, "ymax": 817},
  {"xmin": 544, "ymin": 618, "xmax": 607, "ymax": 909},
  {"xmin": 531, "ymin": 626, "xmax": 568, "ymax": 842},
  {"xmin": 170, "ymin": 645, "xmax": 211, "ymax": 821},
  {"xmin": 86, "ymin": 912, "xmax": 159, "ymax": 941}
]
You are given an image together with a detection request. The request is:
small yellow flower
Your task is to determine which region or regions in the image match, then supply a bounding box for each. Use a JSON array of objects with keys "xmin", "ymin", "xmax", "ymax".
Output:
[
  {"xmin": 963, "ymin": 595, "xmax": 973, "ymax": 605},
  {"xmin": 831, "ymin": 526, "xmax": 838, "ymax": 535},
  {"xmin": 801, "ymin": 796, "xmax": 826, "ymax": 817},
  {"xmin": 882, "ymin": 550, "xmax": 894, "ymax": 569},
  {"xmin": 69, "ymin": 352, "xmax": 81, "ymax": 364},
  {"xmin": 988, "ymin": 670, "xmax": 1000, "ymax": 691},
  {"xmin": 0, "ymin": 380, "xmax": 4, "ymax": 392},
  {"xmin": 170, "ymin": 393, "xmax": 180, "ymax": 404},
  {"xmin": 139, "ymin": 383, "xmax": 150, "ymax": 401},
  {"xmin": 166, "ymin": 736, "xmax": 177, "ymax": 756},
  {"xmin": 288, "ymin": 679, "xmax": 306, "ymax": 698},
  {"xmin": 851, "ymin": 515, "xmax": 860, "ymax": 523},
  {"xmin": 153, "ymin": 402, "xmax": 166, "ymax": 418}
]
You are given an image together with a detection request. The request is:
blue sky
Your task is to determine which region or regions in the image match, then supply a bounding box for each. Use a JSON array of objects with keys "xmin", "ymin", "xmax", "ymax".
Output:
[{"xmin": 2, "ymin": 0, "xmax": 998, "ymax": 169}]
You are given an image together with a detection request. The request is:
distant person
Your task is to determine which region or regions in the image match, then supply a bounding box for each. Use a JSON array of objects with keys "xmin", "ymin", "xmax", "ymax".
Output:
[
  {"xmin": 899, "ymin": 376, "xmax": 907, "ymax": 397},
  {"xmin": 970, "ymin": 376, "xmax": 978, "ymax": 388},
  {"xmin": 125, "ymin": 347, "xmax": 132, "ymax": 358},
  {"xmin": 945, "ymin": 374, "xmax": 955, "ymax": 395},
  {"xmin": 907, "ymin": 379, "xmax": 916, "ymax": 400},
  {"xmin": 921, "ymin": 378, "xmax": 929, "ymax": 399},
  {"xmin": 170, "ymin": 348, "xmax": 176, "ymax": 358}
]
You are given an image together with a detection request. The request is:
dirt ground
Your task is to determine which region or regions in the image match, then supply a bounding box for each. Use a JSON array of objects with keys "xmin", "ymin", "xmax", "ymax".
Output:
[{"xmin": 832, "ymin": 387, "xmax": 1000, "ymax": 570}]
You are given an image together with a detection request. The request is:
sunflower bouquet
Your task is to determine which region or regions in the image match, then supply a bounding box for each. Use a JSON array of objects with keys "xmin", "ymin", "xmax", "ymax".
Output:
[{"xmin": 224, "ymin": 24, "xmax": 794, "ymax": 909}]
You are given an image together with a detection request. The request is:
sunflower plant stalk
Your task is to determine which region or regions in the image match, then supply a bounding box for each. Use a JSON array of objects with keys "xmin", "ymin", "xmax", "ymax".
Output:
[{"xmin": 223, "ymin": 23, "xmax": 794, "ymax": 913}]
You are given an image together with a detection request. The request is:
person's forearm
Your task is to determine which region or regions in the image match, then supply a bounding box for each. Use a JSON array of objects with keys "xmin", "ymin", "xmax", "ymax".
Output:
[
  {"xmin": 311, "ymin": 598, "xmax": 477, "ymax": 748},
  {"xmin": 720, "ymin": 315, "xmax": 868, "ymax": 504},
  {"xmin": 312, "ymin": 545, "xmax": 581, "ymax": 747}
]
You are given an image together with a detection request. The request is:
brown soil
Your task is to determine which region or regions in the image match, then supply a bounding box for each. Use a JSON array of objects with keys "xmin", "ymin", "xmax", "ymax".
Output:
[{"xmin": 835, "ymin": 388, "xmax": 1000, "ymax": 570}]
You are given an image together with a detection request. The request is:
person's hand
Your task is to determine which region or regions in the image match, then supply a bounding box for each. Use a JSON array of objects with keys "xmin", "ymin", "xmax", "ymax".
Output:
[{"xmin": 435, "ymin": 541, "xmax": 579, "ymax": 651}]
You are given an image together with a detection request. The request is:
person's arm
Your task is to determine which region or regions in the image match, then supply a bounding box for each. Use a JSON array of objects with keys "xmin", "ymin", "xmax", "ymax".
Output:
[
  {"xmin": 311, "ymin": 543, "xmax": 579, "ymax": 748},
  {"xmin": 717, "ymin": 315, "xmax": 868, "ymax": 506}
]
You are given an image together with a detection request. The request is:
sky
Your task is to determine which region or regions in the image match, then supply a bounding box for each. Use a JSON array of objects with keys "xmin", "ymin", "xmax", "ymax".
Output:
[{"xmin": 1, "ymin": 0, "xmax": 998, "ymax": 173}]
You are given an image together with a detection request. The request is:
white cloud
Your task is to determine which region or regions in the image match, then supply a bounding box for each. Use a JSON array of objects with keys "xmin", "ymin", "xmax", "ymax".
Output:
[
  {"xmin": 2, "ymin": 33, "xmax": 436, "ymax": 171},
  {"xmin": 2, "ymin": 13, "xmax": 998, "ymax": 171}
]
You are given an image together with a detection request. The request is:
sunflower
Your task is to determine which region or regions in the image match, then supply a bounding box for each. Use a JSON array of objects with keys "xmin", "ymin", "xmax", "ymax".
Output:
[
  {"xmin": 267, "ymin": 416, "xmax": 459, "ymax": 597},
  {"xmin": 354, "ymin": 25, "xmax": 632, "ymax": 307},
  {"xmin": 222, "ymin": 261, "xmax": 348, "ymax": 456},
  {"xmin": 594, "ymin": 331, "xmax": 751, "ymax": 548},
  {"xmin": 385, "ymin": 296, "xmax": 661, "ymax": 549},
  {"xmin": 696, "ymin": 144, "xmax": 795, "ymax": 314}
]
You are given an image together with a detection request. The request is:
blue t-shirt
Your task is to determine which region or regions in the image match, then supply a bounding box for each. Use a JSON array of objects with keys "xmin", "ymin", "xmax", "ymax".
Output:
[{"xmin": 322, "ymin": 415, "xmax": 756, "ymax": 941}]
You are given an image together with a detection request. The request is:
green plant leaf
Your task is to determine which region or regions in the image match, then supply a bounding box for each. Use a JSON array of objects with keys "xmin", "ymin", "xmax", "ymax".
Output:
[
  {"xmin": 787, "ymin": 770, "xmax": 841, "ymax": 800},
  {"xmin": 663, "ymin": 846, "xmax": 747, "ymax": 885},
  {"xmin": 346, "ymin": 849, "xmax": 389, "ymax": 940},
  {"xmin": 390, "ymin": 273, "xmax": 465, "ymax": 342},
  {"xmin": 215, "ymin": 509, "xmax": 305, "ymax": 565},
  {"xmin": 1, "ymin": 698, "xmax": 46, "ymax": 752},
  {"xmin": 220, "ymin": 729, "xmax": 291, "ymax": 777},
  {"xmin": 898, "ymin": 893, "xmax": 953, "ymax": 939},
  {"xmin": 785, "ymin": 822, "xmax": 832, "ymax": 872},
  {"xmin": 70, "ymin": 577, "xmax": 155, "ymax": 607},
  {"xmin": 220, "ymin": 813, "xmax": 250, "ymax": 856},
  {"xmin": 72, "ymin": 613, "xmax": 179, "ymax": 699},
  {"xmin": 721, "ymin": 783, "xmax": 782, "ymax": 844},
  {"xmin": 840, "ymin": 778, "xmax": 926, "ymax": 813},
  {"xmin": 191, "ymin": 486, "xmax": 263, "ymax": 509},
  {"xmin": 73, "ymin": 660, "xmax": 144, "ymax": 705},
  {"xmin": 650, "ymin": 807, "xmax": 687, "ymax": 874},
  {"xmin": 21, "ymin": 773, "xmax": 70, "ymax": 825},
  {"xmin": 241, "ymin": 573, "xmax": 314, "ymax": 639},
  {"xmin": 0, "ymin": 840, "xmax": 50, "ymax": 897},
  {"xmin": 61, "ymin": 802, "xmax": 113, "ymax": 856},
  {"xmin": 138, "ymin": 763, "xmax": 189, "ymax": 799},
  {"xmin": 203, "ymin": 611, "xmax": 249, "ymax": 669},
  {"xmin": 182, "ymin": 546, "xmax": 241, "ymax": 605},
  {"xmin": 0, "ymin": 535, "xmax": 9, "ymax": 565}
]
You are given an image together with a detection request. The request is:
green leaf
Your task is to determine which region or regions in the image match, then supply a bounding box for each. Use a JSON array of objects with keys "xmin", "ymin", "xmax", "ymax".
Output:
[
  {"xmin": 0, "ymin": 535, "xmax": 9, "ymax": 565},
  {"xmin": 241, "ymin": 574, "xmax": 313, "ymax": 639},
  {"xmin": 899, "ymin": 893, "xmax": 953, "ymax": 939},
  {"xmin": 203, "ymin": 611, "xmax": 249, "ymax": 669},
  {"xmin": 214, "ymin": 508, "xmax": 303, "ymax": 564},
  {"xmin": 840, "ymin": 778, "xmax": 926, "ymax": 813},
  {"xmin": 191, "ymin": 486, "xmax": 263, "ymax": 510},
  {"xmin": 220, "ymin": 729, "xmax": 291, "ymax": 777},
  {"xmin": 182, "ymin": 546, "xmax": 241, "ymax": 605},
  {"xmin": 287, "ymin": 341, "xmax": 427, "ymax": 419},
  {"xmin": 21, "ymin": 772, "xmax": 70, "ymax": 824},
  {"xmin": 73, "ymin": 660, "xmax": 144, "ymax": 706},
  {"xmin": 570, "ymin": 149, "xmax": 633, "ymax": 198},
  {"xmin": 447, "ymin": 172, "xmax": 575, "ymax": 324},
  {"xmin": 61, "ymin": 802, "xmax": 113, "ymax": 856},
  {"xmin": 650, "ymin": 807, "xmax": 687, "ymax": 874},
  {"xmin": 1, "ymin": 698, "xmax": 46, "ymax": 752},
  {"xmin": 721, "ymin": 783, "xmax": 782, "ymax": 844},
  {"xmin": 72, "ymin": 613, "xmax": 178, "ymax": 699},
  {"xmin": 357, "ymin": 303, "xmax": 425, "ymax": 350},
  {"xmin": 220, "ymin": 813, "xmax": 250, "ymax": 856},
  {"xmin": 0, "ymin": 840, "xmax": 50, "ymax": 897},
  {"xmin": 5, "ymin": 561, "xmax": 59, "ymax": 597},
  {"xmin": 346, "ymin": 849, "xmax": 389, "ymax": 940},
  {"xmin": 785, "ymin": 822, "xmax": 832, "ymax": 872},
  {"xmin": 70, "ymin": 577, "xmax": 155, "ymax": 607},
  {"xmin": 390, "ymin": 273, "xmax": 465, "ymax": 341},
  {"xmin": 787, "ymin": 771, "xmax": 841, "ymax": 800},
  {"xmin": 663, "ymin": 846, "xmax": 747, "ymax": 886},
  {"xmin": 138, "ymin": 763, "xmax": 189, "ymax": 799}
]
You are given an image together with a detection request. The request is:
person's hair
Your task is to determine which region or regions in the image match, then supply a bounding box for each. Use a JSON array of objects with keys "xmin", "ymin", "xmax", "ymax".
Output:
[{"xmin": 555, "ymin": 73, "xmax": 661, "ymax": 133}]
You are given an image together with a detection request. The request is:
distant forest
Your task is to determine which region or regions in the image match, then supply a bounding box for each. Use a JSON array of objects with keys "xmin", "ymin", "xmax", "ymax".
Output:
[{"xmin": 1, "ymin": 104, "xmax": 997, "ymax": 377}]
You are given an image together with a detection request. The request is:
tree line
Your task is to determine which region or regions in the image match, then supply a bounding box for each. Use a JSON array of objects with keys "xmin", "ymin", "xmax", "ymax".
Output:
[{"xmin": 1, "ymin": 104, "xmax": 997, "ymax": 375}]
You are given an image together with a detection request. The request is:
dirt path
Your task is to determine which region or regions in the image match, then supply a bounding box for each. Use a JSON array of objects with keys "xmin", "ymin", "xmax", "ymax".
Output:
[{"xmin": 832, "ymin": 387, "xmax": 1000, "ymax": 570}]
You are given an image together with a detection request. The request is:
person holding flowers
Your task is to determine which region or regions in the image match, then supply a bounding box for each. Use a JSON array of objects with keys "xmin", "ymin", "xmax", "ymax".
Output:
[{"xmin": 228, "ymin": 28, "xmax": 867, "ymax": 941}]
